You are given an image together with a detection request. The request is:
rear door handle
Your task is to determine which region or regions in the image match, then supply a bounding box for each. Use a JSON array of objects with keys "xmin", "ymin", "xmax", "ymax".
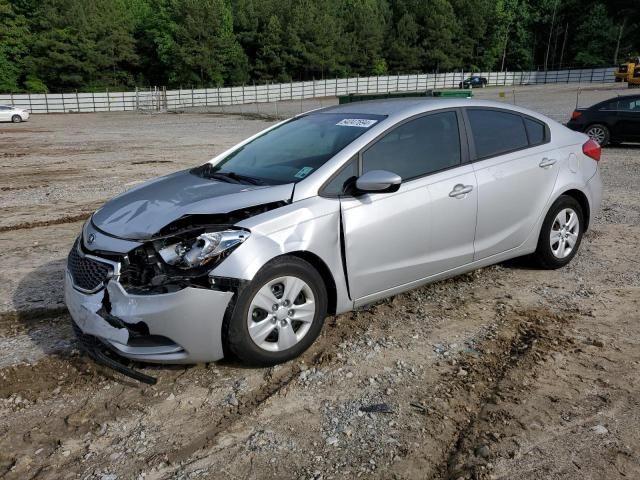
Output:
[
  {"xmin": 539, "ymin": 157, "xmax": 557, "ymax": 168},
  {"xmin": 449, "ymin": 184, "xmax": 474, "ymax": 198}
]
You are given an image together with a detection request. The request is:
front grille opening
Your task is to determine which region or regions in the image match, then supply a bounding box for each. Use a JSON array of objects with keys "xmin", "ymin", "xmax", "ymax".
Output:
[{"xmin": 67, "ymin": 241, "xmax": 113, "ymax": 292}]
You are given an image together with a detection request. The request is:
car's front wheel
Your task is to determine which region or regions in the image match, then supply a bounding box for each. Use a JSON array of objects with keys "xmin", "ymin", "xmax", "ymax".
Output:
[
  {"xmin": 11, "ymin": 114, "xmax": 22, "ymax": 123},
  {"xmin": 585, "ymin": 123, "xmax": 610, "ymax": 146},
  {"xmin": 532, "ymin": 195, "xmax": 584, "ymax": 269},
  {"xmin": 224, "ymin": 256, "xmax": 328, "ymax": 366}
]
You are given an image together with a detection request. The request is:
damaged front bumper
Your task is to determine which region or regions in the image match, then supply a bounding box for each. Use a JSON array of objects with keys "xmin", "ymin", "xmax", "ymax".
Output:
[{"xmin": 64, "ymin": 271, "xmax": 234, "ymax": 364}]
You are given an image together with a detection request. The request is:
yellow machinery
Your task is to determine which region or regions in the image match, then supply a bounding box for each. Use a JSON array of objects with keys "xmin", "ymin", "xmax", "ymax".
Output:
[
  {"xmin": 615, "ymin": 57, "xmax": 640, "ymax": 82},
  {"xmin": 628, "ymin": 66, "xmax": 640, "ymax": 88}
]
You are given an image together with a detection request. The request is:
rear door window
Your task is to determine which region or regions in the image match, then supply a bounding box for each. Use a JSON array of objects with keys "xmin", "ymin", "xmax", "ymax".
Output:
[
  {"xmin": 467, "ymin": 109, "xmax": 529, "ymax": 159},
  {"xmin": 618, "ymin": 98, "xmax": 640, "ymax": 111}
]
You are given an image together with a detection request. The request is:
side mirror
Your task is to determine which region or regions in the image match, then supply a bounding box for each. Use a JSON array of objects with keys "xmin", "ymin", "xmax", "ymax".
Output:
[{"xmin": 355, "ymin": 170, "xmax": 402, "ymax": 194}]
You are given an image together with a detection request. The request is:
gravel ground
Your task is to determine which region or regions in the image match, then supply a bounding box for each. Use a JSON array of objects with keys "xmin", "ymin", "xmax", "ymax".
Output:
[{"xmin": 0, "ymin": 82, "xmax": 639, "ymax": 479}]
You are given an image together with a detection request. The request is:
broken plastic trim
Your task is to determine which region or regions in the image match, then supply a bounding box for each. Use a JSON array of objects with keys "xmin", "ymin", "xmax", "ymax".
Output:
[{"xmin": 72, "ymin": 320, "xmax": 157, "ymax": 385}]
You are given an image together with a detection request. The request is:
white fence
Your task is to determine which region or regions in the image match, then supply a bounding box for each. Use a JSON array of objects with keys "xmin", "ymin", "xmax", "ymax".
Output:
[{"xmin": 0, "ymin": 67, "xmax": 616, "ymax": 114}]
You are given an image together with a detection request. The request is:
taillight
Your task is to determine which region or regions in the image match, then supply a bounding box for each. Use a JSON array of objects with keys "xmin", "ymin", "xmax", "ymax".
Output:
[
  {"xmin": 571, "ymin": 110, "xmax": 582, "ymax": 120},
  {"xmin": 582, "ymin": 139, "xmax": 601, "ymax": 161}
]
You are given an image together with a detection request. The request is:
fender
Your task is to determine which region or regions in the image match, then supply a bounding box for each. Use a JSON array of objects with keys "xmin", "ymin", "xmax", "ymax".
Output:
[{"xmin": 211, "ymin": 196, "xmax": 353, "ymax": 314}]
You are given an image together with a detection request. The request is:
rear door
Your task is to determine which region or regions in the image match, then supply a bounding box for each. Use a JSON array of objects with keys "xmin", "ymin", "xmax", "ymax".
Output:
[
  {"xmin": 338, "ymin": 109, "xmax": 478, "ymax": 301},
  {"xmin": 616, "ymin": 97, "xmax": 640, "ymax": 141},
  {"xmin": 465, "ymin": 108, "xmax": 559, "ymax": 260}
]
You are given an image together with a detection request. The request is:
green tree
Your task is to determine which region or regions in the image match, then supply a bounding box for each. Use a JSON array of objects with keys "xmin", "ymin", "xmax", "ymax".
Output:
[
  {"xmin": 573, "ymin": 3, "xmax": 616, "ymax": 66},
  {"xmin": 0, "ymin": 0, "xmax": 31, "ymax": 91},
  {"xmin": 1, "ymin": 0, "xmax": 639, "ymax": 92},
  {"xmin": 254, "ymin": 15, "xmax": 286, "ymax": 80},
  {"xmin": 166, "ymin": 0, "xmax": 248, "ymax": 87}
]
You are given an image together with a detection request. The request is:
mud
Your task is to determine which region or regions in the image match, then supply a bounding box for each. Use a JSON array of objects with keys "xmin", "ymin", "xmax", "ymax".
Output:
[{"xmin": 0, "ymin": 83, "xmax": 639, "ymax": 479}]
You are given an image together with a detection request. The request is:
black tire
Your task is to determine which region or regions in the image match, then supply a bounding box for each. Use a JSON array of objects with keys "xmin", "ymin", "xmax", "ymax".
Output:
[
  {"xmin": 223, "ymin": 256, "xmax": 328, "ymax": 366},
  {"xmin": 532, "ymin": 195, "xmax": 584, "ymax": 270},
  {"xmin": 585, "ymin": 123, "xmax": 610, "ymax": 146},
  {"xmin": 11, "ymin": 115, "xmax": 22, "ymax": 123},
  {"xmin": 615, "ymin": 77, "xmax": 622, "ymax": 83}
]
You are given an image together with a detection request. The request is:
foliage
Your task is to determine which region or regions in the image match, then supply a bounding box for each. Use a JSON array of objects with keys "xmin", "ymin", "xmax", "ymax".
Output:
[{"xmin": 0, "ymin": 0, "xmax": 636, "ymax": 92}]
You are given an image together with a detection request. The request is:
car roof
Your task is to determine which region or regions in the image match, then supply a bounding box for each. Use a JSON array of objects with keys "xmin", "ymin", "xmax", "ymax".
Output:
[{"xmin": 315, "ymin": 97, "xmax": 547, "ymax": 121}]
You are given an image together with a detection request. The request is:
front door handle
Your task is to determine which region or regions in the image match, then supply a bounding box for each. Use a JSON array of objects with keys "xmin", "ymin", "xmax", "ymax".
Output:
[
  {"xmin": 539, "ymin": 157, "xmax": 557, "ymax": 168},
  {"xmin": 449, "ymin": 184, "xmax": 474, "ymax": 198}
]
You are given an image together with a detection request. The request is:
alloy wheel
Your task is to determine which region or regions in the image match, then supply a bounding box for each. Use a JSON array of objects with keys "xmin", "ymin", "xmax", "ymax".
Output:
[
  {"xmin": 586, "ymin": 126, "xmax": 606, "ymax": 145},
  {"xmin": 247, "ymin": 275, "xmax": 316, "ymax": 352},
  {"xmin": 549, "ymin": 208, "xmax": 580, "ymax": 259}
]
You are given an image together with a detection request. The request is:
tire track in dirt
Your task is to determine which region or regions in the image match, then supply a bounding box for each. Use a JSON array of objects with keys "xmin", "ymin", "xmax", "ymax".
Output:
[
  {"xmin": 0, "ymin": 213, "xmax": 92, "ymax": 233},
  {"xmin": 159, "ymin": 315, "xmax": 362, "ymax": 466},
  {"xmin": 153, "ymin": 301, "xmax": 563, "ymax": 472},
  {"xmin": 432, "ymin": 307, "xmax": 574, "ymax": 480}
]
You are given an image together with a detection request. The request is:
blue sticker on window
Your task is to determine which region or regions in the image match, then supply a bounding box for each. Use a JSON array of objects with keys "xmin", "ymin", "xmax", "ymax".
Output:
[{"xmin": 294, "ymin": 166, "xmax": 314, "ymax": 179}]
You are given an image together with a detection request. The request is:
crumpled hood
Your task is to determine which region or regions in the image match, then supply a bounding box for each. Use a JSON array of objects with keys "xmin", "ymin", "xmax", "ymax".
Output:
[{"xmin": 92, "ymin": 169, "xmax": 294, "ymax": 240}]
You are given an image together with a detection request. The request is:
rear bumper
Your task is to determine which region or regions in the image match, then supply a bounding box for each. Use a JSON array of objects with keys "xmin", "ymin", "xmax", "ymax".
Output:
[
  {"xmin": 64, "ymin": 271, "xmax": 234, "ymax": 364},
  {"xmin": 586, "ymin": 167, "xmax": 603, "ymax": 219},
  {"xmin": 565, "ymin": 121, "xmax": 583, "ymax": 132}
]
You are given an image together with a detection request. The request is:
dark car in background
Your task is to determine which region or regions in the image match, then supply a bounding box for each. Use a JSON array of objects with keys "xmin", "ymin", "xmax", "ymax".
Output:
[
  {"xmin": 459, "ymin": 76, "xmax": 488, "ymax": 89},
  {"xmin": 566, "ymin": 95, "xmax": 640, "ymax": 146}
]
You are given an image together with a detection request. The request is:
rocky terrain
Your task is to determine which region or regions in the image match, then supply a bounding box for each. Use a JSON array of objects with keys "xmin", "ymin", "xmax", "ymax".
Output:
[{"xmin": 1, "ymin": 83, "xmax": 639, "ymax": 479}]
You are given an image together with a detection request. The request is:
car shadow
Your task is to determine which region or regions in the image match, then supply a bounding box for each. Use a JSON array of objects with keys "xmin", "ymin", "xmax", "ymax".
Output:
[
  {"xmin": 499, "ymin": 255, "xmax": 540, "ymax": 271},
  {"xmin": 606, "ymin": 143, "xmax": 640, "ymax": 150},
  {"xmin": 10, "ymin": 260, "xmax": 206, "ymax": 386}
]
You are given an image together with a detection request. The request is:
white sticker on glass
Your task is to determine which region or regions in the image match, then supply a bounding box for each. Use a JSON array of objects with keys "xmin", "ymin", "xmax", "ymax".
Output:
[
  {"xmin": 294, "ymin": 166, "xmax": 314, "ymax": 179},
  {"xmin": 336, "ymin": 118, "xmax": 378, "ymax": 128}
]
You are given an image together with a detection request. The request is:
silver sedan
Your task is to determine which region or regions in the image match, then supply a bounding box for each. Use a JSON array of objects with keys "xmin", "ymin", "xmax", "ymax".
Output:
[{"xmin": 65, "ymin": 98, "xmax": 602, "ymax": 368}]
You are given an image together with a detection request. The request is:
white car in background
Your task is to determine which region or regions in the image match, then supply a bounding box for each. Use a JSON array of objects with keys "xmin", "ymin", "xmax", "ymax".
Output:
[{"xmin": 0, "ymin": 104, "xmax": 30, "ymax": 123}]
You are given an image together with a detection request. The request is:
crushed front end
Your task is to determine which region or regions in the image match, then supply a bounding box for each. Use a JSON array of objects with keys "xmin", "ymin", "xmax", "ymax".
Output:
[{"xmin": 64, "ymin": 220, "xmax": 240, "ymax": 382}]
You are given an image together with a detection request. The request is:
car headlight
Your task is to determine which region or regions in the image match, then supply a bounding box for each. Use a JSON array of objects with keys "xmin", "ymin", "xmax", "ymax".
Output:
[{"xmin": 156, "ymin": 229, "xmax": 249, "ymax": 269}]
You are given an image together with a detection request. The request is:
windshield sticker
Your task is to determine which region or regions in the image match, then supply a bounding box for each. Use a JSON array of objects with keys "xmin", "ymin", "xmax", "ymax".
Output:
[
  {"xmin": 294, "ymin": 166, "xmax": 314, "ymax": 179},
  {"xmin": 336, "ymin": 118, "xmax": 378, "ymax": 128}
]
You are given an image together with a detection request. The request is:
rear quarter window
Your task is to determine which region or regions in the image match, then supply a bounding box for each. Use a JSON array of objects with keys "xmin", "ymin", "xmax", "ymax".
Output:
[{"xmin": 524, "ymin": 117, "xmax": 547, "ymax": 145}]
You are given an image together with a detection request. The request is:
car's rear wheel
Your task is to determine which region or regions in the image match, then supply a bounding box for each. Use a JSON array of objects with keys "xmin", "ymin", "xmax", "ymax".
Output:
[
  {"xmin": 532, "ymin": 195, "xmax": 584, "ymax": 269},
  {"xmin": 585, "ymin": 123, "xmax": 610, "ymax": 146},
  {"xmin": 11, "ymin": 115, "xmax": 22, "ymax": 123},
  {"xmin": 615, "ymin": 77, "xmax": 622, "ymax": 83},
  {"xmin": 224, "ymin": 256, "xmax": 327, "ymax": 366}
]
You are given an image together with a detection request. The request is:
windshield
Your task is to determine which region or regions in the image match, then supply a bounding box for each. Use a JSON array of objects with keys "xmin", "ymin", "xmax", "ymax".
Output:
[{"xmin": 196, "ymin": 112, "xmax": 386, "ymax": 185}]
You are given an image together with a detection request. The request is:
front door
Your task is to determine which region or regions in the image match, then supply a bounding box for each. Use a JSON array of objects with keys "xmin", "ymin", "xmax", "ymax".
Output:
[{"xmin": 340, "ymin": 110, "xmax": 478, "ymax": 302}]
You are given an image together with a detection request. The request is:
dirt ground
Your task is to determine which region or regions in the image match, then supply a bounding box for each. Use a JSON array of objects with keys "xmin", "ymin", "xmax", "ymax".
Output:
[{"xmin": 1, "ymin": 83, "xmax": 639, "ymax": 480}]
